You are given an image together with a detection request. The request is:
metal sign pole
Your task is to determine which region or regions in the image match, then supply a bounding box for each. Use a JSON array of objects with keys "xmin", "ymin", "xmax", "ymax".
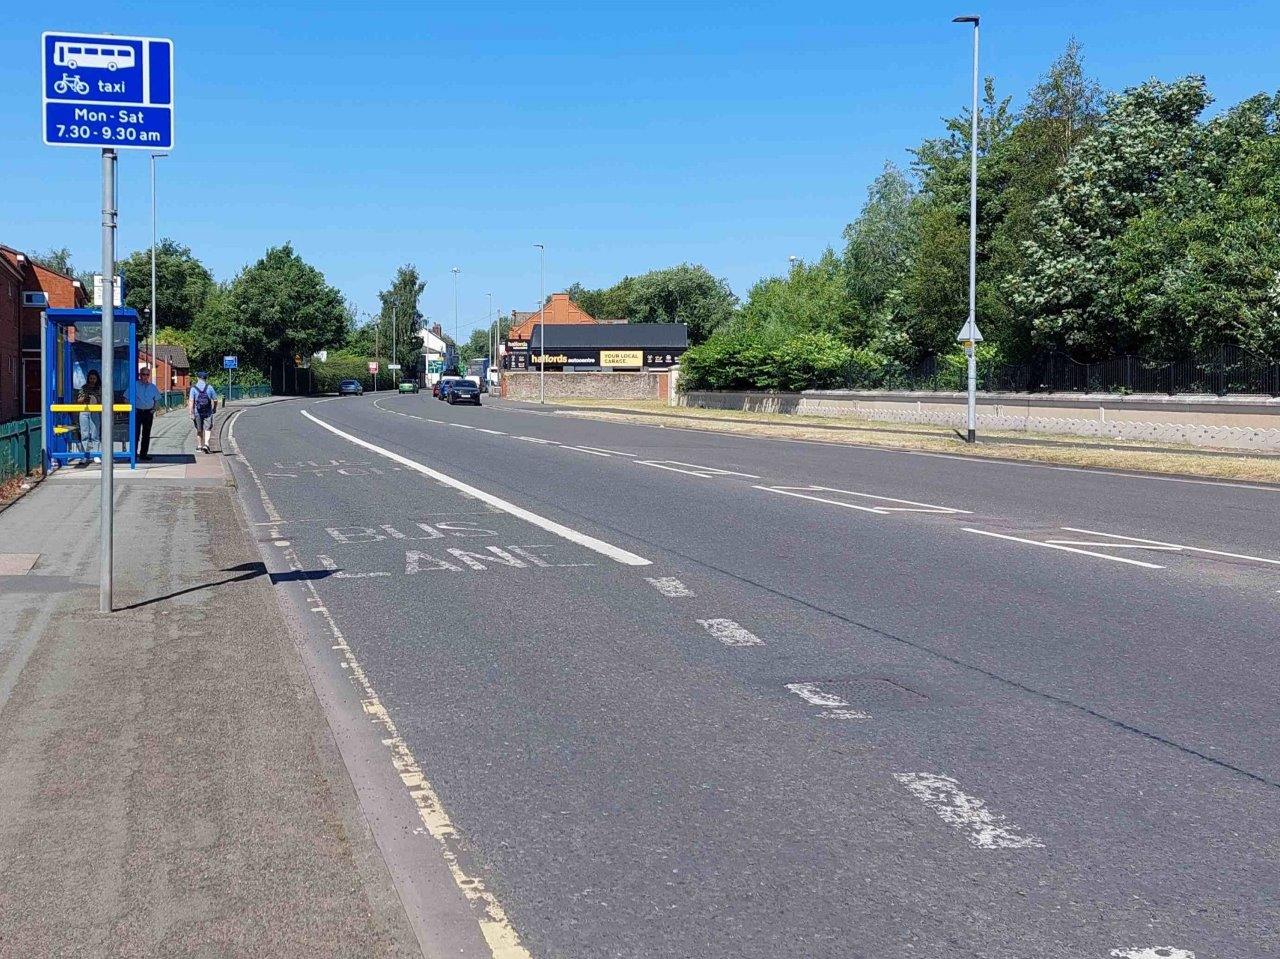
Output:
[{"xmin": 100, "ymin": 147, "xmax": 117, "ymax": 612}]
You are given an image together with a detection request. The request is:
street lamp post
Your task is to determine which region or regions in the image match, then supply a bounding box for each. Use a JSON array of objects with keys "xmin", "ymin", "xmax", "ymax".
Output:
[
  {"xmin": 534, "ymin": 243, "xmax": 545, "ymax": 403},
  {"xmin": 451, "ymin": 267, "xmax": 460, "ymax": 365},
  {"xmin": 486, "ymin": 291, "xmax": 494, "ymax": 384},
  {"xmin": 954, "ymin": 13, "xmax": 981, "ymax": 444},
  {"xmin": 788, "ymin": 254, "xmax": 798, "ymax": 273},
  {"xmin": 149, "ymin": 152, "xmax": 167, "ymax": 393}
]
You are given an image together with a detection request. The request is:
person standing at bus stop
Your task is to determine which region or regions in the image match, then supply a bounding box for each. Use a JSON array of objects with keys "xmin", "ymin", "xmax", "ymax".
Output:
[
  {"xmin": 189, "ymin": 372, "xmax": 218, "ymax": 454},
  {"xmin": 134, "ymin": 365, "xmax": 161, "ymax": 461}
]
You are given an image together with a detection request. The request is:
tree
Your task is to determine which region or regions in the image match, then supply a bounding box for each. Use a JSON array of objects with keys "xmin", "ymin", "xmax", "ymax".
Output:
[
  {"xmin": 119, "ymin": 238, "xmax": 214, "ymax": 330},
  {"xmin": 739, "ymin": 249, "xmax": 866, "ymax": 342},
  {"xmin": 191, "ymin": 243, "xmax": 347, "ymax": 374},
  {"xmin": 1024, "ymin": 38, "xmax": 1103, "ymax": 167},
  {"xmin": 843, "ymin": 163, "xmax": 917, "ymax": 322},
  {"xmin": 625, "ymin": 264, "xmax": 737, "ymax": 344},
  {"xmin": 374, "ymin": 264, "xmax": 425, "ymax": 374},
  {"xmin": 1010, "ymin": 76, "xmax": 1216, "ymax": 355},
  {"xmin": 566, "ymin": 277, "xmax": 636, "ymax": 320}
]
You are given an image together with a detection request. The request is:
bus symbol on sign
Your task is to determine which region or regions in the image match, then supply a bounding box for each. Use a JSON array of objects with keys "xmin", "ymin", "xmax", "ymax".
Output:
[{"xmin": 42, "ymin": 31, "xmax": 174, "ymax": 150}]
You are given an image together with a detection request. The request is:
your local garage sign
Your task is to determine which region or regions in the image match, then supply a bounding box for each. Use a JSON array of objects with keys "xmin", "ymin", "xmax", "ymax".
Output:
[{"xmin": 42, "ymin": 31, "xmax": 174, "ymax": 149}]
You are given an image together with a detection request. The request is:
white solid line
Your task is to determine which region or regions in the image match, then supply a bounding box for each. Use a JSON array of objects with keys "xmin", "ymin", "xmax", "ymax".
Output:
[
  {"xmin": 646, "ymin": 576, "xmax": 694, "ymax": 597},
  {"xmin": 300, "ymin": 410, "xmax": 650, "ymax": 566},
  {"xmin": 963, "ymin": 527, "xmax": 1165, "ymax": 569},
  {"xmin": 1060, "ymin": 526, "xmax": 1280, "ymax": 567},
  {"xmin": 1111, "ymin": 949, "xmax": 1195, "ymax": 959},
  {"xmin": 639, "ymin": 460, "xmax": 761, "ymax": 479},
  {"xmin": 893, "ymin": 773, "xmax": 1044, "ymax": 850},
  {"xmin": 755, "ymin": 485, "xmax": 887, "ymax": 514},
  {"xmin": 452, "ymin": 423, "xmax": 476, "ymax": 429},
  {"xmin": 576, "ymin": 446, "xmax": 635, "ymax": 456},
  {"xmin": 473, "ymin": 428, "xmax": 507, "ymax": 435},
  {"xmin": 806, "ymin": 486, "xmax": 972, "ymax": 514},
  {"xmin": 697, "ymin": 618, "xmax": 763, "ymax": 647},
  {"xmin": 562, "ymin": 446, "xmax": 612, "ymax": 457}
]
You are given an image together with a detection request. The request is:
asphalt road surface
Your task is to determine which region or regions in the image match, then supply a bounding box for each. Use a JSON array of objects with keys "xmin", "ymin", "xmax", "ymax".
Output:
[{"xmin": 225, "ymin": 390, "xmax": 1280, "ymax": 959}]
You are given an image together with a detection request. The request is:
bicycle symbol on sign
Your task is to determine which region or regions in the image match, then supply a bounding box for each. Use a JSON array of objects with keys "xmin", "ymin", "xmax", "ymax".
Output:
[{"xmin": 53, "ymin": 73, "xmax": 90, "ymax": 96}]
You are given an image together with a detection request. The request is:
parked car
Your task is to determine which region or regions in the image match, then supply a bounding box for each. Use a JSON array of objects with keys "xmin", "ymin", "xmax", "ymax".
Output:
[
  {"xmin": 338, "ymin": 379, "xmax": 363, "ymax": 396},
  {"xmin": 443, "ymin": 378, "xmax": 481, "ymax": 405},
  {"xmin": 436, "ymin": 374, "xmax": 463, "ymax": 400},
  {"xmin": 431, "ymin": 380, "xmax": 442, "ymax": 397},
  {"xmin": 398, "ymin": 379, "xmax": 420, "ymax": 394}
]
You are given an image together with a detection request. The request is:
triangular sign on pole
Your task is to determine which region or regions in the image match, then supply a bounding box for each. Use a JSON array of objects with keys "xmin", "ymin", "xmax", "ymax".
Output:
[{"xmin": 956, "ymin": 317, "xmax": 984, "ymax": 343}]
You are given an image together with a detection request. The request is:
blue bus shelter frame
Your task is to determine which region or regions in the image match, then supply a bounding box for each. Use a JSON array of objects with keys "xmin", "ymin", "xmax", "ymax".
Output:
[{"xmin": 42, "ymin": 307, "xmax": 139, "ymax": 472}]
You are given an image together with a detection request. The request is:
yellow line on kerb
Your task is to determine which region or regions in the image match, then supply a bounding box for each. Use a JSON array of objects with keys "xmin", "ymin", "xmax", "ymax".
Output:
[
  {"xmin": 295, "ymin": 576, "xmax": 531, "ymax": 957},
  {"xmin": 303, "ymin": 584, "xmax": 531, "ymax": 956}
]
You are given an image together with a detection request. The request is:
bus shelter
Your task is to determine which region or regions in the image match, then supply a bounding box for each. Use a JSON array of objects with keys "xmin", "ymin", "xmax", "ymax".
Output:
[{"xmin": 42, "ymin": 308, "xmax": 139, "ymax": 471}]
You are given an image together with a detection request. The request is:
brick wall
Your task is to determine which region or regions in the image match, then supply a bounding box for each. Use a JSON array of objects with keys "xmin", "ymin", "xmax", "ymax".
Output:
[
  {"xmin": 504, "ymin": 371, "xmax": 669, "ymax": 402},
  {"xmin": 0, "ymin": 268, "xmax": 20, "ymax": 423}
]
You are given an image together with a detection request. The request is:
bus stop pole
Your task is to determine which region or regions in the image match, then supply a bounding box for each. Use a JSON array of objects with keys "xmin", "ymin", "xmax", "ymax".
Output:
[{"xmin": 100, "ymin": 147, "xmax": 118, "ymax": 613}]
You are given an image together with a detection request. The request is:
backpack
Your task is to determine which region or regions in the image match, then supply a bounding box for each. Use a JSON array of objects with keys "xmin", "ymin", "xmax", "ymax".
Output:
[{"xmin": 194, "ymin": 385, "xmax": 214, "ymax": 416}]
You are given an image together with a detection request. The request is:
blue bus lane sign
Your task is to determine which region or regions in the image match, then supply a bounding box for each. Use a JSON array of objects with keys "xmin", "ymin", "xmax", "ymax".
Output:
[{"xmin": 42, "ymin": 32, "xmax": 174, "ymax": 149}]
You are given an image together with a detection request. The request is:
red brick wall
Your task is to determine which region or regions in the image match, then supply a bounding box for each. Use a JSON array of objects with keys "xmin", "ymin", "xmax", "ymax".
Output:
[{"xmin": 0, "ymin": 266, "xmax": 21, "ymax": 423}]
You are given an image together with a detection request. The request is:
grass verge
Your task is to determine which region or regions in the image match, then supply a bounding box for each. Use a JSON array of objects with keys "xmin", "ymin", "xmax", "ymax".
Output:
[{"xmin": 547, "ymin": 399, "xmax": 1280, "ymax": 485}]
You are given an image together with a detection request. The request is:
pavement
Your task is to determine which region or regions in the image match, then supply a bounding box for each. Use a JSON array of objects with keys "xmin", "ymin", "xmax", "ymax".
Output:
[
  {"xmin": 0, "ymin": 398, "xmax": 421, "ymax": 958},
  {"xmin": 222, "ymin": 390, "xmax": 1280, "ymax": 959}
]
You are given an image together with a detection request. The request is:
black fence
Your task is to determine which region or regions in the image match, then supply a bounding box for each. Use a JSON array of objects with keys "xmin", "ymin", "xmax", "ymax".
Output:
[{"xmin": 862, "ymin": 346, "xmax": 1280, "ymax": 397}]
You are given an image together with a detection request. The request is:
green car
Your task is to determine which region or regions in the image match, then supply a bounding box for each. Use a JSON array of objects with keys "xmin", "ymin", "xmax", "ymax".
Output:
[{"xmin": 398, "ymin": 380, "xmax": 420, "ymax": 394}]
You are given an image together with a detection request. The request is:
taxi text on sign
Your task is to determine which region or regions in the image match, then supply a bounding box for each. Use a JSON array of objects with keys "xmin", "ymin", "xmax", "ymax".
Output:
[{"xmin": 42, "ymin": 32, "xmax": 174, "ymax": 149}]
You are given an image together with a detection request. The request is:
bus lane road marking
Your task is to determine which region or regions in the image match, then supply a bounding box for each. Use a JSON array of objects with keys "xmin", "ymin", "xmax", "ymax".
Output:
[{"xmin": 300, "ymin": 410, "xmax": 651, "ymax": 566}]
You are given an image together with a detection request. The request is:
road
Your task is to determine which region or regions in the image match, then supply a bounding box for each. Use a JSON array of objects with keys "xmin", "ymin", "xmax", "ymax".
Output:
[{"xmin": 225, "ymin": 390, "xmax": 1280, "ymax": 959}]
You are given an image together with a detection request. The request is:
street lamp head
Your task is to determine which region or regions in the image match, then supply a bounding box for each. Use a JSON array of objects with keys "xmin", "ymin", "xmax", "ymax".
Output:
[
  {"xmin": 952, "ymin": 14, "xmax": 979, "ymax": 23},
  {"xmin": 534, "ymin": 243, "xmax": 544, "ymax": 250}
]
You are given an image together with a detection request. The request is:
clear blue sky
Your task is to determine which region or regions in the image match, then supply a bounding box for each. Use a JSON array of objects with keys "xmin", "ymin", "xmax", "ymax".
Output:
[{"xmin": 4, "ymin": 1, "xmax": 1279, "ymax": 342}]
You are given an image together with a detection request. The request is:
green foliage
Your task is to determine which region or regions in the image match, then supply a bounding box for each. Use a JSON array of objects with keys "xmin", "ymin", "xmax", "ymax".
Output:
[
  {"xmin": 566, "ymin": 278, "xmax": 635, "ymax": 320},
  {"xmin": 311, "ymin": 352, "xmax": 385, "ymax": 393},
  {"xmin": 372, "ymin": 264, "xmax": 425, "ymax": 374},
  {"xmin": 190, "ymin": 243, "xmax": 347, "ymax": 372},
  {"xmin": 740, "ymin": 250, "xmax": 865, "ymax": 342},
  {"xmin": 120, "ymin": 238, "xmax": 214, "ymax": 330},
  {"xmin": 568, "ymin": 265, "xmax": 736, "ymax": 344},
  {"xmin": 680, "ymin": 328, "xmax": 852, "ymax": 392}
]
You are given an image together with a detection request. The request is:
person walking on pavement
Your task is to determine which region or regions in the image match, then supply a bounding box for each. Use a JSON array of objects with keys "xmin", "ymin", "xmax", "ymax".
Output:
[
  {"xmin": 134, "ymin": 366, "xmax": 161, "ymax": 461},
  {"xmin": 189, "ymin": 372, "xmax": 218, "ymax": 454}
]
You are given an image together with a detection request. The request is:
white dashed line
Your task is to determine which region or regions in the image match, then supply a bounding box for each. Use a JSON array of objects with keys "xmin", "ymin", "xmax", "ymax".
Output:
[
  {"xmin": 473, "ymin": 428, "xmax": 507, "ymax": 435},
  {"xmin": 575, "ymin": 446, "xmax": 635, "ymax": 456},
  {"xmin": 562, "ymin": 446, "xmax": 613, "ymax": 456},
  {"xmin": 1110, "ymin": 949, "xmax": 1195, "ymax": 959},
  {"xmin": 963, "ymin": 527, "xmax": 1166, "ymax": 569},
  {"xmin": 893, "ymin": 773, "xmax": 1044, "ymax": 849},
  {"xmin": 785, "ymin": 683, "xmax": 870, "ymax": 719},
  {"xmin": 647, "ymin": 576, "xmax": 694, "ymax": 597},
  {"xmin": 697, "ymin": 618, "xmax": 763, "ymax": 647},
  {"xmin": 300, "ymin": 410, "xmax": 651, "ymax": 566},
  {"xmin": 515, "ymin": 435, "xmax": 560, "ymax": 445},
  {"xmin": 452, "ymin": 423, "xmax": 477, "ymax": 430}
]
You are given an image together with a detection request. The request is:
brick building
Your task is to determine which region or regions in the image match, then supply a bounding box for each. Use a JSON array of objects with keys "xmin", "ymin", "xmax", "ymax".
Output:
[
  {"xmin": 0, "ymin": 245, "xmax": 87, "ymax": 424},
  {"xmin": 506, "ymin": 293, "xmax": 599, "ymax": 342},
  {"xmin": 139, "ymin": 343, "xmax": 191, "ymax": 393}
]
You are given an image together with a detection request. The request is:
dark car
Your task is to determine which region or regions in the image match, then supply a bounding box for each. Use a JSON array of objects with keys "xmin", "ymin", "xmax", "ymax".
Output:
[
  {"xmin": 338, "ymin": 379, "xmax": 363, "ymax": 396},
  {"xmin": 444, "ymin": 378, "xmax": 481, "ymax": 405}
]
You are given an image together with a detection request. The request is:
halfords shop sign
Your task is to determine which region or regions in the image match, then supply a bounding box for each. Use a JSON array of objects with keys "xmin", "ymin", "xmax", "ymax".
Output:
[{"xmin": 527, "ymin": 348, "xmax": 684, "ymax": 368}]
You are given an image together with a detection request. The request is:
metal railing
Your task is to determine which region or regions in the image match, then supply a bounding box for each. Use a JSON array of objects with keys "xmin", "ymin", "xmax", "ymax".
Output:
[{"xmin": 0, "ymin": 417, "xmax": 41, "ymax": 483}]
